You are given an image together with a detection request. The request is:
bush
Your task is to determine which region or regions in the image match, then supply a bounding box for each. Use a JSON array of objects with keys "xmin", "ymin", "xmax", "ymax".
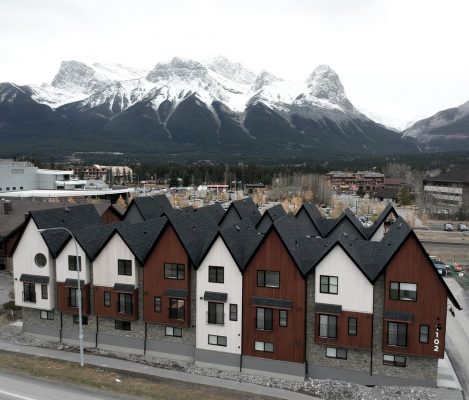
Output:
[{"xmin": 3, "ymin": 301, "xmax": 21, "ymax": 311}]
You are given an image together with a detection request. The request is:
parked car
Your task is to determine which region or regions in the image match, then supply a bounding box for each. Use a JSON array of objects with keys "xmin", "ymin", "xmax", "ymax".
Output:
[
  {"xmin": 457, "ymin": 224, "xmax": 468, "ymax": 232},
  {"xmin": 433, "ymin": 261, "xmax": 448, "ymax": 276},
  {"xmin": 444, "ymin": 223, "xmax": 454, "ymax": 231}
]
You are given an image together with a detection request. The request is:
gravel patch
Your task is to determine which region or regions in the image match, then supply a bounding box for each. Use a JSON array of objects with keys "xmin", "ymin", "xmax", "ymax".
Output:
[{"xmin": 0, "ymin": 322, "xmax": 458, "ymax": 400}]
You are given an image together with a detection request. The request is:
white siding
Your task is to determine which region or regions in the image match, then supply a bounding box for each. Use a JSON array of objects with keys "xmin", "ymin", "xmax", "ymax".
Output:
[
  {"xmin": 315, "ymin": 245, "xmax": 373, "ymax": 313},
  {"xmin": 13, "ymin": 219, "xmax": 55, "ymax": 310},
  {"xmin": 93, "ymin": 234, "xmax": 137, "ymax": 287},
  {"xmin": 196, "ymin": 237, "xmax": 242, "ymax": 354},
  {"xmin": 55, "ymin": 240, "xmax": 90, "ymax": 284},
  {"xmin": 370, "ymin": 223, "xmax": 385, "ymax": 241}
]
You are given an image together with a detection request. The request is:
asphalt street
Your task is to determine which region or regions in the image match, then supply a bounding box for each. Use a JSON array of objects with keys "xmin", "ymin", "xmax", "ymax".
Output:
[
  {"xmin": 444, "ymin": 278, "xmax": 469, "ymax": 400},
  {"xmin": 0, "ymin": 369, "xmax": 132, "ymax": 400}
]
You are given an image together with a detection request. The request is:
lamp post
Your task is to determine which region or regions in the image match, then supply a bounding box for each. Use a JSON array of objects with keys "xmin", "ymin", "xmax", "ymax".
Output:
[{"xmin": 38, "ymin": 227, "xmax": 84, "ymax": 367}]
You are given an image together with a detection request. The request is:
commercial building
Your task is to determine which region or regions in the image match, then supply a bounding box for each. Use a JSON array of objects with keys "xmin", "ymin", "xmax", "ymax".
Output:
[
  {"xmin": 72, "ymin": 165, "xmax": 133, "ymax": 185},
  {"xmin": 423, "ymin": 169, "xmax": 469, "ymax": 209},
  {"xmin": 12, "ymin": 198, "xmax": 460, "ymax": 386},
  {"xmin": 325, "ymin": 171, "xmax": 385, "ymax": 192}
]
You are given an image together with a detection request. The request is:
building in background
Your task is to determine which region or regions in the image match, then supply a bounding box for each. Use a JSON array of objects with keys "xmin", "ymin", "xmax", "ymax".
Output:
[
  {"xmin": 423, "ymin": 169, "xmax": 469, "ymax": 210},
  {"xmin": 325, "ymin": 171, "xmax": 385, "ymax": 192},
  {"xmin": 73, "ymin": 165, "xmax": 133, "ymax": 185}
]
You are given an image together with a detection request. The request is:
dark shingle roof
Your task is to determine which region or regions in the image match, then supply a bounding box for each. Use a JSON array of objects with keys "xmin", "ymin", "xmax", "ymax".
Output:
[
  {"xmin": 125, "ymin": 195, "xmax": 174, "ymax": 220},
  {"xmin": 227, "ymin": 198, "xmax": 261, "ymax": 225},
  {"xmin": 364, "ymin": 204, "xmax": 398, "ymax": 239},
  {"xmin": 424, "ymin": 168, "xmax": 469, "ymax": 184}
]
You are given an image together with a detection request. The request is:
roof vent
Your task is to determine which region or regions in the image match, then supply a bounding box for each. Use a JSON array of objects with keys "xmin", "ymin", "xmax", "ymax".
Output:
[
  {"xmin": 64, "ymin": 208, "xmax": 70, "ymax": 213},
  {"xmin": 343, "ymin": 232, "xmax": 349, "ymax": 237},
  {"xmin": 235, "ymin": 225, "xmax": 241, "ymax": 231}
]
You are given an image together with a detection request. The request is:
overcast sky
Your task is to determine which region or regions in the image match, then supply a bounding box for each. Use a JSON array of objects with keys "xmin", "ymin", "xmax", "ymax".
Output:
[{"xmin": 1, "ymin": 0, "xmax": 469, "ymax": 125}]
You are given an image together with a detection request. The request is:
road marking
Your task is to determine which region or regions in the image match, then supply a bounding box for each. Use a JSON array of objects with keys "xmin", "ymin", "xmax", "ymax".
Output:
[{"xmin": 0, "ymin": 389, "xmax": 37, "ymax": 400}]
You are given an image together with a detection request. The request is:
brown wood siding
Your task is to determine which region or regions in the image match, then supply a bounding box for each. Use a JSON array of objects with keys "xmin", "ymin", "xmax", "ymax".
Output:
[
  {"xmin": 143, "ymin": 225, "xmax": 191, "ymax": 327},
  {"xmin": 94, "ymin": 286, "xmax": 138, "ymax": 321},
  {"xmin": 242, "ymin": 230, "xmax": 305, "ymax": 363},
  {"xmin": 57, "ymin": 283, "xmax": 91, "ymax": 315},
  {"xmin": 383, "ymin": 235, "xmax": 447, "ymax": 358},
  {"xmin": 100, "ymin": 208, "xmax": 122, "ymax": 224},
  {"xmin": 315, "ymin": 311, "xmax": 372, "ymax": 349}
]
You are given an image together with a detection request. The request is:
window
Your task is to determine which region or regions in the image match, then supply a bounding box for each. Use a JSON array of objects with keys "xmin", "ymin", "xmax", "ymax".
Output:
[
  {"xmin": 169, "ymin": 299, "xmax": 185, "ymax": 320},
  {"xmin": 207, "ymin": 302, "xmax": 224, "ymax": 324},
  {"xmin": 41, "ymin": 284, "xmax": 48, "ymax": 300},
  {"xmin": 388, "ymin": 322, "xmax": 407, "ymax": 347},
  {"xmin": 68, "ymin": 255, "xmax": 82, "ymax": 271},
  {"xmin": 115, "ymin": 320, "xmax": 131, "ymax": 331},
  {"xmin": 319, "ymin": 314, "xmax": 337, "ymax": 338},
  {"xmin": 256, "ymin": 307, "xmax": 273, "ymax": 330},
  {"xmin": 118, "ymin": 293, "xmax": 133, "ymax": 314},
  {"xmin": 69, "ymin": 288, "xmax": 80, "ymax": 307},
  {"xmin": 257, "ymin": 270, "xmax": 280, "ymax": 288},
  {"xmin": 40, "ymin": 310, "xmax": 54, "ymax": 320},
  {"xmin": 165, "ymin": 326, "xmax": 182, "ymax": 337},
  {"xmin": 104, "ymin": 291, "xmax": 111, "ymax": 307},
  {"xmin": 279, "ymin": 310, "xmax": 288, "ymax": 327},
  {"xmin": 229, "ymin": 304, "xmax": 238, "ymax": 321},
  {"xmin": 383, "ymin": 354, "xmax": 406, "ymax": 367},
  {"xmin": 390, "ymin": 282, "xmax": 417, "ymax": 301},
  {"xmin": 164, "ymin": 263, "xmax": 185, "ymax": 280},
  {"xmin": 23, "ymin": 283, "xmax": 36, "ymax": 302},
  {"xmin": 73, "ymin": 315, "xmax": 88, "ymax": 325},
  {"xmin": 348, "ymin": 317, "xmax": 357, "ymax": 335},
  {"xmin": 209, "ymin": 266, "xmax": 224, "ymax": 283},
  {"xmin": 154, "ymin": 296, "xmax": 162, "ymax": 313},
  {"xmin": 419, "ymin": 325, "xmax": 429, "ymax": 343},
  {"xmin": 118, "ymin": 259, "xmax": 132, "ymax": 276},
  {"xmin": 34, "ymin": 253, "xmax": 47, "ymax": 268},
  {"xmin": 208, "ymin": 335, "xmax": 227, "ymax": 347},
  {"xmin": 254, "ymin": 341, "xmax": 274, "ymax": 352},
  {"xmin": 320, "ymin": 275, "xmax": 338, "ymax": 294},
  {"xmin": 326, "ymin": 347, "xmax": 347, "ymax": 359}
]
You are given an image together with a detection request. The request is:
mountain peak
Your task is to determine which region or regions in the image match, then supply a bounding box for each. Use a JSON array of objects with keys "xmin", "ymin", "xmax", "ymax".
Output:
[
  {"xmin": 305, "ymin": 64, "xmax": 353, "ymax": 110},
  {"xmin": 252, "ymin": 70, "xmax": 281, "ymax": 91},
  {"xmin": 51, "ymin": 60, "xmax": 106, "ymax": 93},
  {"xmin": 146, "ymin": 57, "xmax": 208, "ymax": 82},
  {"xmin": 206, "ymin": 56, "xmax": 256, "ymax": 84}
]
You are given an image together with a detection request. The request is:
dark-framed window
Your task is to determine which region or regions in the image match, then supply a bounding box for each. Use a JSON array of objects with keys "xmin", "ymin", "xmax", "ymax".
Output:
[
  {"xmin": 320, "ymin": 275, "xmax": 338, "ymax": 294},
  {"xmin": 389, "ymin": 282, "xmax": 417, "ymax": 301},
  {"xmin": 383, "ymin": 354, "xmax": 406, "ymax": 367},
  {"xmin": 68, "ymin": 255, "xmax": 82, "ymax": 271},
  {"xmin": 115, "ymin": 320, "xmax": 131, "ymax": 331},
  {"xmin": 257, "ymin": 270, "xmax": 280, "ymax": 288},
  {"xmin": 154, "ymin": 296, "xmax": 162, "ymax": 313},
  {"xmin": 118, "ymin": 293, "xmax": 133, "ymax": 314},
  {"xmin": 254, "ymin": 341, "xmax": 274, "ymax": 352},
  {"xmin": 164, "ymin": 263, "xmax": 185, "ymax": 280},
  {"xmin": 229, "ymin": 304, "xmax": 238, "ymax": 321},
  {"xmin": 104, "ymin": 291, "xmax": 111, "ymax": 307},
  {"xmin": 348, "ymin": 317, "xmax": 357, "ymax": 335},
  {"xmin": 41, "ymin": 284, "xmax": 48, "ymax": 300},
  {"xmin": 256, "ymin": 307, "xmax": 273, "ymax": 331},
  {"xmin": 419, "ymin": 324, "xmax": 429, "ymax": 343},
  {"xmin": 319, "ymin": 314, "xmax": 337, "ymax": 338},
  {"xmin": 165, "ymin": 326, "xmax": 182, "ymax": 337},
  {"xmin": 279, "ymin": 310, "xmax": 288, "ymax": 327},
  {"xmin": 208, "ymin": 334, "xmax": 227, "ymax": 347},
  {"xmin": 69, "ymin": 287, "xmax": 80, "ymax": 307},
  {"xmin": 209, "ymin": 266, "xmax": 224, "ymax": 283},
  {"xmin": 169, "ymin": 298, "xmax": 185, "ymax": 320},
  {"xmin": 207, "ymin": 302, "xmax": 224, "ymax": 325},
  {"xmin": 73, "ymin": 315, "xmax": 88, "ymax": 325},
  {"xmin": 118, "ymin": 259, "xmax": 132, "ymax": 276},
  {"xmin": 326, "ymin": 347, "xmax": 347, "ymax": 359},
  {"xmin": 40, "ymin": 310, "xmax": 54, "ymax": 320},
  {"xmin": 388, "ymin": 322, "xmax": 407, "ymax": 347},
  {"xmin": 23, "ymin": 282, "xmax": 36, "ymax": 303}
]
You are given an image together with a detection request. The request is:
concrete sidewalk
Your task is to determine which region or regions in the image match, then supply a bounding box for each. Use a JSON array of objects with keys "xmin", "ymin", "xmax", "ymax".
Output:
[
  {"xmin": 438, "ymin": 351, "xmax": 462, "ymax": 391},
  {"xmin": 0, "ymin": 340, "xmax": 318, "ymax": 400}
]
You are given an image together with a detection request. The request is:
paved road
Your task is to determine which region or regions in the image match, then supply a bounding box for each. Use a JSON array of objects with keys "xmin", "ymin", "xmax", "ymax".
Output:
[
  {"xmin": 444, "ymin": 278, "xmax": 469, "ymax": 400},
  {"xmin": 0, "ymin": 370, "xmax": 131, "ymax": 400}
]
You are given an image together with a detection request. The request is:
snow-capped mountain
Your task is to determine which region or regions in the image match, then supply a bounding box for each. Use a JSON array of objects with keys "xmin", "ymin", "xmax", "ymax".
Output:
[
  {"xmin": 401, "ymin": 100, "xmax": 469, "ymax": 151},
  {"xmin": 0, "ymin": 56, "xmax": 419, "ymax": 158}
]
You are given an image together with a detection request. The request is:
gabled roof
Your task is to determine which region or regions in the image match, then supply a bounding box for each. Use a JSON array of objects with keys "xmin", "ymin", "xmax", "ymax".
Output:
[
  {"xmin": 219, "ymin": 198, "xmax": 261, "ymax": 226},
  {"xmin": 123, "ymin": 195, "xmax": 173, "ymax": 220},
  {"xmin": 364, "ymin": 204, "xmax": 398, "ymax": 239},
  {"xmin": 256, "ymin": 204, "xmax": 286, "ymax": 226}
]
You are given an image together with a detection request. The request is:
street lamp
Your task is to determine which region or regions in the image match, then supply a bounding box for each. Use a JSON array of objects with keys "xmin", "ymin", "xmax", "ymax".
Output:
[{"xmin": 38, "ymin": 227, "xmax": 84, "ymax": 367}]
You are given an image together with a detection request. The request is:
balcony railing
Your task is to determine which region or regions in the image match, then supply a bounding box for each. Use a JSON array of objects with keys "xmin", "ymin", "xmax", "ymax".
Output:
[{"xmin": 206, "ymin": 312, "xmax": 224, "ymax": 325}]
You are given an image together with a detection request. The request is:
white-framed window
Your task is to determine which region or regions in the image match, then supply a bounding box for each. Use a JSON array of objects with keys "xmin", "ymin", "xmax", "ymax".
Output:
[
  {"xmin": 40, "ymin": 310, "xmax": 54, "ymax": 320},
  {"xmin": 254, "ymin": 341, "xmax": 274, "ymax": 353},
  {"xmin": 208, "ymin": 334, "xmax": 227, "ymax": 347},
  {"xmin": 165, "ymin": 326, "xmax": 182, "ymax": 337},
  {"xmin": 326, "ymin": 347, "xmax": 347, "ymax": 359}
]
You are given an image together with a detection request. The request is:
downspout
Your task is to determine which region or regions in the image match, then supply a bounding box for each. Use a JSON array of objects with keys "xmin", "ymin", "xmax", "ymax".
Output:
[
  {"xmin": 144, "ymin": 322, "xmax": 147, "ymax": 355},
  {"xmin": 370, "ymin": 287, "xmax": 374, "ymax": 376},
  {"xmin": 96, "ymin": 316, "xmax": 99, "ymax": 348},
  {"xmin": 60, "ymin": 312, "xmax": 63, "ymax": 342},
  {"xmin": 304, "ymin": 275, "xmax": 308, "ymax": 378}
]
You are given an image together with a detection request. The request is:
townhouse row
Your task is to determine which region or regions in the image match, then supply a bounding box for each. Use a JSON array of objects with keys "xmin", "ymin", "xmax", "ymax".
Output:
[{"xmin": 12, "ymin": 198, "xmax": 461, "ymax": 386}]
